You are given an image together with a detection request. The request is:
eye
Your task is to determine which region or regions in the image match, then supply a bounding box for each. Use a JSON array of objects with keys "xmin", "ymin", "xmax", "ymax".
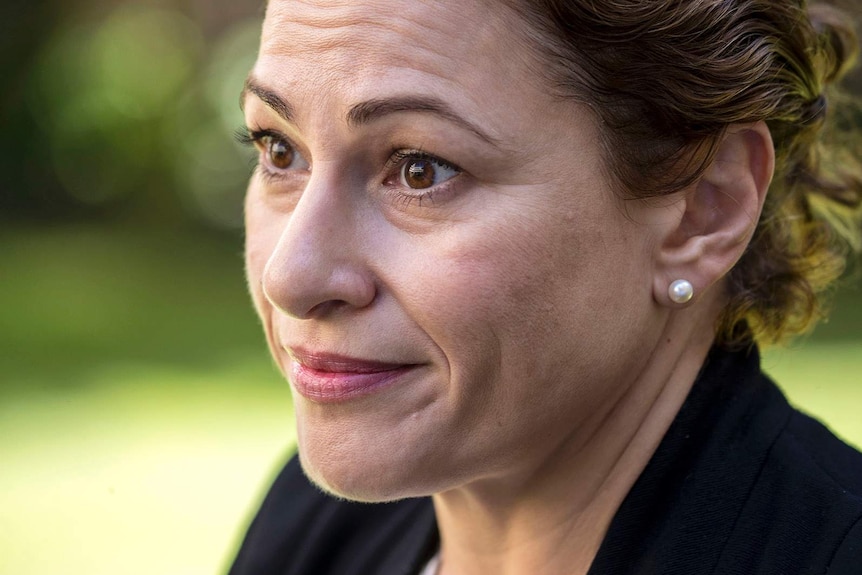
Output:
[
  {"xmin": 260, "ymin": 134, "xmax": 308, "ymax": 172},
  {"xmin": 236, "ymin": 127, "xmax": 309, "ymax": 174},
  {"xmin": 266, "ymin": 137, "xmax": 296, "ymax": 170},
  {"xmin": 398, "ymin": 153, "xmax": 460, "ymax": 190}
]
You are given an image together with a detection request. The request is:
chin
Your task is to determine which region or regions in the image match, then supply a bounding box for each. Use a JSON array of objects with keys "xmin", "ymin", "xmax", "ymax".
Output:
[
  {"xmin": 290, "ymin": 383, "xmax": 457, "ymax": 501},
  {"xmin": 298, "ymin": 449, "xmax": 428, "ymax": 503},
  {"xmin": 295, "ymin": 430, "xmax": 454, "ymax": 502}
]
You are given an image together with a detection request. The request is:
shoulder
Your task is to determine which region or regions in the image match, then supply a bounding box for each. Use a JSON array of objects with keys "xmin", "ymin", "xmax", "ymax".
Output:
[
  {"xmin": 718, "ymin": 376, "xmax": 862, "ymax": 574},
  {"xmin": 228, "ymin": 454, "xmax": 437, "ymax": 575},
  {"xmin": 775, "ymin": 408, "xmax": 862, "ymax": 572},
  {"xmin": 829, "ymin": 516, "xmax": 862, "ymax": 574},
  {"xmin": 596, "ymin": 346, "xmax": 862, "ymax": 575}
]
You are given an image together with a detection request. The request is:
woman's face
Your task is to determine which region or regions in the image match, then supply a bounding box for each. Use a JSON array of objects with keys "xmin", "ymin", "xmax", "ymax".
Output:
[{"xmin": 244, "ymin": 0, "xmax": 668, "ymax": 500}]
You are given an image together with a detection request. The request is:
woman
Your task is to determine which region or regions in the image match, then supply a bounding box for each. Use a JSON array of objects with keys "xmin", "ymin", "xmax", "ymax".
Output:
[{"xmin": 229, "ymin": 1, "xmax": 862, "ymax": 573}]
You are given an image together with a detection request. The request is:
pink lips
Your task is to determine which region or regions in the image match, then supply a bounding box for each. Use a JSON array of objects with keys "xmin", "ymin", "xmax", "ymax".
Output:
[{"xmin": 288, "ymin": 349, "xmax": 418, "ymax": 403}]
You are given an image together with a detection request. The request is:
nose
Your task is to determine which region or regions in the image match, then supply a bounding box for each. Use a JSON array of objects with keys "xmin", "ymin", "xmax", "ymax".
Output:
[{"xmin": 261, "ymin": 176, "xmax": 376, "ymax": 319}]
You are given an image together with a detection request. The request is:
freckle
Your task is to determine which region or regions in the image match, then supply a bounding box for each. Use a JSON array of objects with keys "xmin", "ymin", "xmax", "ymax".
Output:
[{"xmin": 666, "ymin": 338, "xmax": 672, "ymax": 344}]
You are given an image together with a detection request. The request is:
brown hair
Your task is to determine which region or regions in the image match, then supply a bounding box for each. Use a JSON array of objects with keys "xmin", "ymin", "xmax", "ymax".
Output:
[{"xmin": 505, "ymin": 0, "xmax": 862, "ymax": 346}]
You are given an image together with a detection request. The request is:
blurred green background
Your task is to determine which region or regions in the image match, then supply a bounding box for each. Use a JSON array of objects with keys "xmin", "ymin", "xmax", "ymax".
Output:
[{"xmin": 0, "ymin": 1, "xmax": 860, "ymax": 574}]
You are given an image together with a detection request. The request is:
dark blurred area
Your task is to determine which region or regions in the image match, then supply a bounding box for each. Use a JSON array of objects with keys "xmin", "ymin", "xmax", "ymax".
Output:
[
  {"xmin": 0, "ymin": 0, "xmax": 271, "ymax": 397},
  {"xmin": 1, "ymin": 0, "xmax": 261, "ymax": 228}
]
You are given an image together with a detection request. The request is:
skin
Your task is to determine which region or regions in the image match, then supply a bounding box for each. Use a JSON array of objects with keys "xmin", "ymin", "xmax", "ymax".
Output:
[{"xmin": 242, "ymin": 1, "xmax": 774, "ymax": 573}]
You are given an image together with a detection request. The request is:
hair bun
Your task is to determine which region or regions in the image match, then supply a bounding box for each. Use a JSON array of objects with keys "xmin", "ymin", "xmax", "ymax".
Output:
[{"xmin": 801, "ymin": 93, "xmax": 829, "ymax": 125}]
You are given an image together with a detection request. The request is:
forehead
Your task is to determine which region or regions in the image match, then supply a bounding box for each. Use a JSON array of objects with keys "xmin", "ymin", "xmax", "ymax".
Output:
[
  {"xmin": 260, "ymin": 0, "xmax": 513, "ymax": 67},
  {"xmin": 254, "ymin": 0, "xmax": 544, "ymax": 123},
  {"xmin": 261, "ymin": 0, "xmax": 507, "ymax": 62}
]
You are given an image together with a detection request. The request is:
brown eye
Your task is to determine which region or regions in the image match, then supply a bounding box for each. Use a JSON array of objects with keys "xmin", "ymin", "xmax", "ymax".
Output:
[
  {"xmin": 398, "ymin": 155, "xmax": 459, "ymax": 190},
  {"xmin": 404, "ymin": 159, "xmax": 436, "ymax": 189},
  {"xmin": 267, "ymin": 137, "xmax": 295, "ymax": 170}
]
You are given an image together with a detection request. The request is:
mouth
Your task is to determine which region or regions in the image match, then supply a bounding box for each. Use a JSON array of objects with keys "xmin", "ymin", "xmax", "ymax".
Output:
[{"xmin": 287, "ymin": 348, "xmax": 421, "ymax": 403}]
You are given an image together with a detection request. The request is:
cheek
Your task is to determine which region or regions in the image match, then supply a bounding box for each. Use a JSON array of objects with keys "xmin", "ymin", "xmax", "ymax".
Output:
[
  {"xmin": 422, "ymin": 207, "xmax": 592, "ymax": 327},
  {"xmin": 401, "ymin": 200, "xmax": 652, "ymax": 397},
  {"xmin": 410, "ymin": 209, "xmax": 657, "ymax": 463},
  {"xmin": 397, "ymin": 209, "xmax": 587, "ymax": 378}
]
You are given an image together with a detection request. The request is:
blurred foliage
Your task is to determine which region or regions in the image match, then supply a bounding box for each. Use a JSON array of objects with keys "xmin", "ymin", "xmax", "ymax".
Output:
[
  {"xmin": 0, "ymin": 223, "xmax": 261, "ymax": 391},
  {"xmin": 1, "ymin": 0, "xmax": 261, "ymax": 229}
]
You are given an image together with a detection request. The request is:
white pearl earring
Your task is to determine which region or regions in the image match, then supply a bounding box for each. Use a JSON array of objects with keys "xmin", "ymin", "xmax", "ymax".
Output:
[{"xmin": 668, "ymin": 279, "xmax": 694, "ymax": 304}]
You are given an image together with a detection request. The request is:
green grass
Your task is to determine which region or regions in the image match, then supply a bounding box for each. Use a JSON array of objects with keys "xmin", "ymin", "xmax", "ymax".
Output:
[
  {"xmin": 0, "ymin": 222, "xmax": 294, "ymax": 574},
  {"xmin": 764, "ymin": 341, "xmax": 862, "ymax": 449},
  {"xmin": 1, "ymin": 223, "xmax": 859, "ymax": 574},
  {"xmin": 0, "ymin": 358, "xmax": 295, "ymax": 575}
]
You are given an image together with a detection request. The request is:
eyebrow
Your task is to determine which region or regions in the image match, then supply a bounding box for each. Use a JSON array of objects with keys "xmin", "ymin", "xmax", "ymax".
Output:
[
  {"xmin": 242, "ymin": 77, "xmax": 295, "ymax": 122},
  {"xmin": 346, "ymin": 97, "xmax": 500, "ymax": 146},
  {"xmin": 241, "ymin": 76, "xmax": 501, "ymax": 147}
]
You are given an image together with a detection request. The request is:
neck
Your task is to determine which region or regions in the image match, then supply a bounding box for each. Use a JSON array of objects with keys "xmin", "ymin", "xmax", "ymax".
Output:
[{"xmin": 432, "ymin": 311, "xmax": 717, "ymax": 575}]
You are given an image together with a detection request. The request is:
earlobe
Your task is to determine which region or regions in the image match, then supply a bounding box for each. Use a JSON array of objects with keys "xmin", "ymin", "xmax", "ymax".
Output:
[{"xmin": 653, "ymin": 122, "xmax": 775, "ymax": 307}]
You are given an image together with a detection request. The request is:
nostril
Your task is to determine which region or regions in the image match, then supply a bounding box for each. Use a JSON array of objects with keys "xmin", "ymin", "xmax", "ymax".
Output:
[{"xmin": 305, "ymin": 299, "xmax": 350, "ymax": 318}]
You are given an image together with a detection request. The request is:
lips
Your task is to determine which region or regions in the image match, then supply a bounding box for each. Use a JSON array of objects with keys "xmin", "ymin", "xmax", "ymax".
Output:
[{"xmin": 287, "ymin": 349, "xmax": 420, "ymax": 403}]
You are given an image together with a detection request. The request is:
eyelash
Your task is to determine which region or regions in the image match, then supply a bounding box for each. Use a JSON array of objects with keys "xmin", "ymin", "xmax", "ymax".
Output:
[
  {"xmin": 235, "ymin": 126, "xmax": 297, "ymax": 184},
  {"xmin": 235, "ymin": 126, "xmax": 462, "ymax": 206},
  {"xmin": 384, "ymin": 149, "xmax": 461, "ymax": 206}
]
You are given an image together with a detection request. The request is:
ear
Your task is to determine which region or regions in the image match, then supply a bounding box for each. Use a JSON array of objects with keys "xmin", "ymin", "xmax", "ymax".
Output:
[{"xmin": 653, "ymin": 122, "xmax": 775, "ymax": 307}]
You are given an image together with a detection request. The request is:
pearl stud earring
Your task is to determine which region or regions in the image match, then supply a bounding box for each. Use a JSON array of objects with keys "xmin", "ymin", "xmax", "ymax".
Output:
[{"xmin": 668, "ymin": 279, "xmax": 694, "ymax": 304}]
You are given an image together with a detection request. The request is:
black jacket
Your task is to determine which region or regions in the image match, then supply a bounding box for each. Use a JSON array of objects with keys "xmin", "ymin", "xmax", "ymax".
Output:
[{"xmin": 229, "ymin": 347, "xmax": 862, "ymax": 574}]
